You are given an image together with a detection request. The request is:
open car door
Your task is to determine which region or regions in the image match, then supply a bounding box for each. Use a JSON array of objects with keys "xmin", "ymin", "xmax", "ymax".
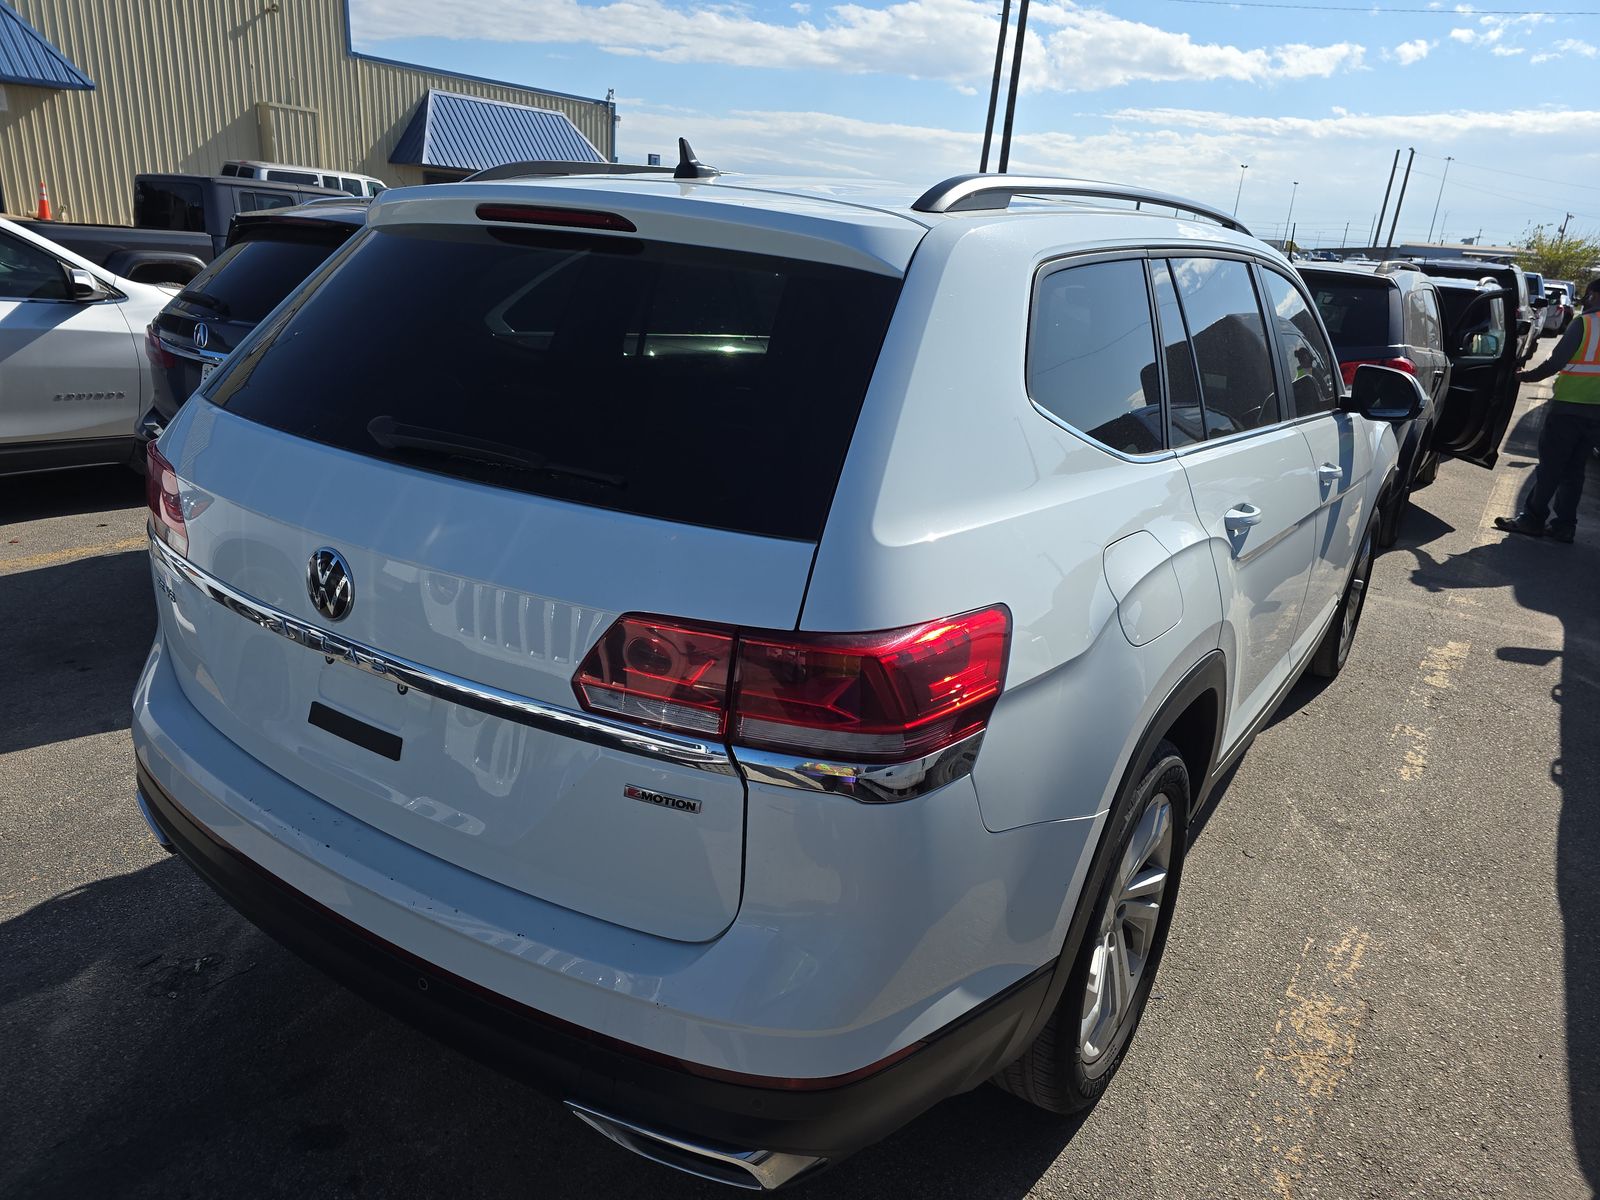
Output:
[{"xmin": 1435, "ymin": 286, "xmax": 1520, "ymax": 469}]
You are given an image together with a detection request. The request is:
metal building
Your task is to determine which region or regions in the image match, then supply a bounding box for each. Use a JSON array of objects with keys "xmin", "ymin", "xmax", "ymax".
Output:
[{"xmin": 0, "ymin": 0, "xmax": 616, "ymax": 224}]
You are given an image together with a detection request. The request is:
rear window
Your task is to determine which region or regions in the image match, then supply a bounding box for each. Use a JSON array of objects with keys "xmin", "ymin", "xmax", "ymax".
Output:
[
  {"xmin": 135, "ymin": 179, "xmax": 204, "ymax": 232},
  {"xmin": 1305, "ymin": 277, "xmax": 1395, "ymax": 352},
  {"xmin": 209, "ymin": 224, "xmax": 902, "ymax": 541},
  {"xmin": 183, "ymin": 229, "xmax": 350, "ymax": 324}
]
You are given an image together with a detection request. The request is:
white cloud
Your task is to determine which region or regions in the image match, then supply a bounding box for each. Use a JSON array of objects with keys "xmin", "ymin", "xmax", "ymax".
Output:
[
  {"xmin": 352, "ymin": 0, "xmax": 1366, "ymax": 92},
  {"xmin": 1490, "ymin": 44, "xmax": 1524, "ymax": 56},
  {"xmin": 1390, "ymin": 38, "xmax": 1432, "ymax": 65},
  {"xmin": 1556, "ymin": 37, "xmax": 1598, "ymax": 56},
  {"xmin": 1449, "ymin": 27, "xmax": 1476, "ymax": 42}
]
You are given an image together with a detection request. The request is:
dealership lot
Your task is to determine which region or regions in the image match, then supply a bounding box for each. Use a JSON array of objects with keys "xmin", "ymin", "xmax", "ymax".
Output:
[{"xmin": 2, "ymin": 360, "xmax": 1595, "ymax": 1198}]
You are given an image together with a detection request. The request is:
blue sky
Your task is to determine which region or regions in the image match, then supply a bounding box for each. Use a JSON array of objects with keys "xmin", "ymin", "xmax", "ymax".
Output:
[{"xmin": 350, "ymin": 0, "xmax": 1600, "ymax": 247}]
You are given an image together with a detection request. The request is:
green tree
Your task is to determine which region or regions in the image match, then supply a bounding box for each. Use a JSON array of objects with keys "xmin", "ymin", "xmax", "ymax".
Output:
[{"xmin": 1517, "ymin": 227, "xmax": 1600, "ymax": 286}]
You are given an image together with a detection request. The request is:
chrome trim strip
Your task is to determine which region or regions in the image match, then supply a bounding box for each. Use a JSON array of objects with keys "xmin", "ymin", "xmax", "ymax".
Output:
[
  {"xmin": 147, "ymin": 533, "xmax": 735, "ymax": 775},
  {"xmin": 156, "ymin": 335, "xmax": 228, "ymax": 366},
  {"xmin": 731, "ymin": 732, "xmax": 985, "ymax": 803},
  {"xmin": 911, "ymin": 173, "xmax": 1251, "ymax": 234},
  {"xmin": 567, "ymin": 1103, "xmax": 823, "ymax": 1191}
]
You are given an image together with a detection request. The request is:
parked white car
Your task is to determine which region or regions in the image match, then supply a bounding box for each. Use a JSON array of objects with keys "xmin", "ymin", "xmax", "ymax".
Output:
[
  {"xmin": 0, "ymin": 216, "xmax": 175, "ymax": 475},
  {"xmin": 133, "ymin": 165, "xmax": 1457, "ymax": 1189}
]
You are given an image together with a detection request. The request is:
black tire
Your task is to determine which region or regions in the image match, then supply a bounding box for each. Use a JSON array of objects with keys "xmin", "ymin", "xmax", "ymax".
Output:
[
  {"xmin": 994, "ymin": 741, "xmax": 1189, "ymax": 1114},
  {"xmin": 1310, "ymin": 514, "xmax": 1377, "ymax": 679},
  {"xmin": 1375, "ymin": 485, "xmax": 1407, "ymax": 549},
  {"xmin": 1412, "ymin": 448, "xmax": 1439, "ymax": 489}
]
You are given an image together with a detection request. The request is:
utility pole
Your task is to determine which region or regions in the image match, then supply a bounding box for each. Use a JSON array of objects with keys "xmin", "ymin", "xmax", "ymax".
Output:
[
  {"xmin": 995, "ymin": 0, "xmax": 1032, "ymax": 173},
  {"xmin": 1342, "ymin": 221, "xmax": 1349, "ymax": 247},
  {"xmin": 1426, "ymin": 154, "xmax": 1452, "ymax": 244},
  {"xmin": 1385, "ymin": 147, "xmax": 1416, "ymax": 254},
  {"xmin": 979, "ymin": 0, "xmax": 1013, "ymax": 172},
  {"xmin": 1371, "ymin": 149, "xmax": 1400, "ymax": 247},
  {"xmin": 1233, "ymin": 163, "xmax": 1248, "ymax": 217},
  {"xmin": 1559, "ymin": 211, "xmax": 1574, "ymax": 239}
]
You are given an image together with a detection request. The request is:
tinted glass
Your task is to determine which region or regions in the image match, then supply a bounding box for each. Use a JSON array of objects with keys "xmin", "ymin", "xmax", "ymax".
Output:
[
  {"xmin": 0, "ymin": 232, "xmax": 68, "ymax": 300},
  {"xmin": 134, "ymin": 179, "xmax": 204, "ymax": 231},
  {"xmin": 1440, "ymin": 288, "xmax": 1507, "ymax": 358},
  {"xmin": 211, "ymin": 225, "xmax": 901, "ymax": 541},
  {"xmin": 265, "ymin": 169, "xmax": 320, "ymax": 185},
  {"xmin": 1029, "ymin": 260, "xmax": 1162, "ymax": 454},
  {"xmin": 1414, "ymin": 287, "xmax": 1443, "ymax": 352},
  {"xmin": 340, "ymin": 178, "xmax": 362, "ymax": 196},
  {"xmin": 1150, "ymin": 260, "xmax": 1204, "ymax": 447},
  {"xmin": 181, "ymin": 230, "xmax": 349, "ymax": 324},
  {"xmin": 1261, "ymin": 270, "xmax": 1338, "ymax": 416},
  {"xmin": 239, "ymin": 190, "xmax": 296, "ymax": 212},
  {"xmin": 1305, "ymin": 277, "xmax": 1393, "ymax": 351},
  {"xmin": 1170, "ymin": 258, "xmax": 1279, "ymax": 436}
]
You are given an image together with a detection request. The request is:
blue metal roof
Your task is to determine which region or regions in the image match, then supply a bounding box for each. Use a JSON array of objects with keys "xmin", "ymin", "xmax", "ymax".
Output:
[
  {"xmin": 390, "ymin": 90, "xmax": 603, "ymax": 172},
  {"xmin": 0, "ymin": 0, "xmax": 92, "ymax": 90}
]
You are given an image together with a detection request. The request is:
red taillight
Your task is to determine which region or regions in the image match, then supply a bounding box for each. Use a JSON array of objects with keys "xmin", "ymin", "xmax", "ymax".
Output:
[
  {"xmin": 145, "ymin": 325, "xmax": 176, "ymax": 369},
  {"xmin": 1339, "ymin": 357, "xmax": 1417, "ymax": 387},
  {"xmin": 475, "ymin": 203, "xmax": 637, "ymax": 233},
  {"xmin": 572, "ymin": 607, "xmax": 1011, "ymax": 764},
  {"xmin": 573, "ymin": 616, "xmax": 735, "ymax": 736},
  {"xmin": 145, "ymin": 442, "xmax": 187, "ymax": 555}
]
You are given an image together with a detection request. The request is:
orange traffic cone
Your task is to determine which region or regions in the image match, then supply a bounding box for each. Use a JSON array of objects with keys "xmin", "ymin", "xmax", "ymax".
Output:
[{"xmin": 35, "ymin": 180, "xmax": 51, "ymax": 221}]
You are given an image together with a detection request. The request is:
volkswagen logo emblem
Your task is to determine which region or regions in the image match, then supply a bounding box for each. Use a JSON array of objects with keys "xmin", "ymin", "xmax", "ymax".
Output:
[
  {"xmin": 192, "ymin": 322, "xmax": 209, "ymax": 351},
  {"xmin": 307, "ymin": 548, "xmax": 354, "ymax": 621}
]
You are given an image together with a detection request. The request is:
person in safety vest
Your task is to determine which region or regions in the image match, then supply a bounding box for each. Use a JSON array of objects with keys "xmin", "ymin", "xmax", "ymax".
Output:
[{"xmin": 1494, "ymin": 276, "xmax": 1600, "ymax": 544}]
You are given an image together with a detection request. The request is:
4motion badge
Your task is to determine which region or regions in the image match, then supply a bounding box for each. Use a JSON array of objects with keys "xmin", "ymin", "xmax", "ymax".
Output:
[{"xmin": 624, "ymin": 785, "xmax": 701, "ymax": 815}]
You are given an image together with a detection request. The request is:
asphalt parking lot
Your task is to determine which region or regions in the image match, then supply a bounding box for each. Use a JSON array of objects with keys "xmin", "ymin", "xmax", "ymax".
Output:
[{"xmin": 3, "ymin": 358, "xmax": 1596, "ymax": 1199}]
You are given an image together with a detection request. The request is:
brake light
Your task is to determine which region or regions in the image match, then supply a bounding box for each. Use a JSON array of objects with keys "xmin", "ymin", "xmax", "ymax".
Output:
[
  {"xmin": 572, "ymin": 607, "xmax": 1011, "ymax": 764},
  {"xmin": 144, "ymin": 325, "xmax": 176, "ymax": 369},
  {"xmin": 475, "ymin": 203, "xmax": 637, "ymax": 233},
  {"xmin": 1339, "ymin": 357, "xmax": 1416, "ymax": 387},
  {"xmin": 146, "ymin": 442, "xmax": 187, "ymax": 555}
]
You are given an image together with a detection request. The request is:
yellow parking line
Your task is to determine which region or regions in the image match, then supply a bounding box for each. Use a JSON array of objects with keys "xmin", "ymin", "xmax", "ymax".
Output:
[{"xmin": 0, "ymin": 535, "xmax": 145, "ymax": 574}]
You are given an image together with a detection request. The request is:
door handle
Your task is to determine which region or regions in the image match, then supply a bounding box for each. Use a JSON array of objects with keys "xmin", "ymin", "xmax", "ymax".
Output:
[
  {"xmin": 1224, "ymin": 503, "xmax": 1264, "ymax": 531},
  {"xmin": 1318, "ymin": 462, "xmax": 1343, "ymax": 484}
]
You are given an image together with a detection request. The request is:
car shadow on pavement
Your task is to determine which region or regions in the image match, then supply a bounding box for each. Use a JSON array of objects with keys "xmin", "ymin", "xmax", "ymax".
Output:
[
  {"xmin": 0, "ymin": 549, "xmax": 155, "ymax": 755},
  {"xmin": 0, "ymin": 464, "xmax": 145, "ymax": 524},
  {"xmin": 0, "ymin": 862, "xmax": 1084, "ymax": 1200},
  {"xmin": 1409, "ymin": 525, "xmax": 1600, "ymax": 1191}
]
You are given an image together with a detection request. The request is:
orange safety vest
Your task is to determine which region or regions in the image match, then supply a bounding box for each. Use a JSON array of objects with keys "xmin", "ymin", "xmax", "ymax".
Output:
[{"xmin": 1554, "ymin": 312, "xmax": 1600, "ymax": 405}]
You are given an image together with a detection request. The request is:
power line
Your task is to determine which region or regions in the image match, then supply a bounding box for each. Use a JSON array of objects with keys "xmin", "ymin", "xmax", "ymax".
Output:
[
  {"xmin": 1412, "ymin": 150, "xmax": 1600, "ymax": 195},
  {"xmin": 1407, "ymin": 166, "xmax": 1600, "ymax": 220},
  {"xmin": 1166, "ymin": 0, "xmax": 1600, "ymax": 13}
]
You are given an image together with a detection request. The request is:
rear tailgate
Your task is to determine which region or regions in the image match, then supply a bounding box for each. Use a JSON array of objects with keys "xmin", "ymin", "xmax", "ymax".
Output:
[{"xmin": 148, "ymin": 188, "xmax": 911, "ymax": 942}]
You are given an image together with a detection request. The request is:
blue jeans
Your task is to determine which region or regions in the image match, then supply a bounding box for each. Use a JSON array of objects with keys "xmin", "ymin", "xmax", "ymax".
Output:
[{"xmin": 1520, "ymin": 401, "xmax": 1600, "ymax": 533}]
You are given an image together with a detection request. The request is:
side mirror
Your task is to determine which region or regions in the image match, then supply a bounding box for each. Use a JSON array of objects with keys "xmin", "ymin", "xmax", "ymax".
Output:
[
  {"xmin": 1341, "ymin": 363, "xmax": 1425, "ymax": 423},
  {"xmin": 1532, "ymin": 296, "xmax": 1550, "ymax": 310},
  {"xmin": 67, "ymin": 267, "xmax": 109, "ymax": 302}
]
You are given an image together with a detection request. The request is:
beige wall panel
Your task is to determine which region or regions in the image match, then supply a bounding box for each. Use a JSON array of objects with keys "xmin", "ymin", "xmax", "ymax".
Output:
[{"xmin": 0, "ymin": 0, "xmax": 613, "ymax": 224}]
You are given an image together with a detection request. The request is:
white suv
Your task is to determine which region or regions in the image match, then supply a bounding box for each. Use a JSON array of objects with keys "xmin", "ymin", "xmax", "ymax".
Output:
[{"xmin": 133, "ymin": 165, "xmax": 1444, "ymax": 1189}]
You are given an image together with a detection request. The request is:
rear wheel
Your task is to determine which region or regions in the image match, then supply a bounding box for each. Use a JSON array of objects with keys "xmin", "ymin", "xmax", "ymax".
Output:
[
  {"xmin": 1376, "ymin": 485, "xmax": 1408, "ymax": 549},
  {"xmin": 994, "ymin": 741, "xmax": 1188, "ymax": 1114},
  {"xmin": 1311, "ymin": 515, "xmax": 1377, "ymax": 679}
]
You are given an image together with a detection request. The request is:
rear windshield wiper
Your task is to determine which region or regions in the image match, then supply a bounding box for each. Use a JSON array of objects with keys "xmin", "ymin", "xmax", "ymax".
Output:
[
  {"xmin": 366, "ymin": 416, "xmax": 625, "ymax": 489},
  {"xmin": 176, "ymin": 287, "xmax": 231, "ymax": 317}
]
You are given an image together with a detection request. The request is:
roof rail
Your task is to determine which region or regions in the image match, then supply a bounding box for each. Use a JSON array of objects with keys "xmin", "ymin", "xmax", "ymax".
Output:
[
  {"xmin": 462, "ymin": 159, "xmax": 676, "ymax": 182},
  {"xmin": 911, "ymin": 174, "xmax": 1251, "ymax": 235}
]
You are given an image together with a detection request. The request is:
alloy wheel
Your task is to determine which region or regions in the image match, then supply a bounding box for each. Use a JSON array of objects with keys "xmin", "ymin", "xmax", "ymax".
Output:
[{"xmin": 1079, "ymin": 792, "xmax": 1175, "ymax": 1066}]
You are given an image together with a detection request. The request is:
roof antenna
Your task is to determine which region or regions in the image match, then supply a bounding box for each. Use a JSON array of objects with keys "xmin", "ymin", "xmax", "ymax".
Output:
[{"xmin": 673, "ymin": 137, "xmax": 720, "ymax": 180}]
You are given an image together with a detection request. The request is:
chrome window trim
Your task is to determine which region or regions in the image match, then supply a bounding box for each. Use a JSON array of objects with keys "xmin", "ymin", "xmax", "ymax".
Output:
[
  {"xmin": 731, "ymin": 732, "xmax": 984, "ymax": 803},
  {"xmin": 147, "ymin": 531, "xmax": 735, "ymax": 775}
]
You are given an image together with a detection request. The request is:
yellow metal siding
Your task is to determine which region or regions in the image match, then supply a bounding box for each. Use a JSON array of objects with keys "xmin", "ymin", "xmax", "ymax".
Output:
[{"xmin": 0, "ymin": 0, "xmax": 613, "ymax": 224}]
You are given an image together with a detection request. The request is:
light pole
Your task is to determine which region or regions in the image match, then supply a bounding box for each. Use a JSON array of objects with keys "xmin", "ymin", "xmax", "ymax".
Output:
[
  {"xmin": 1233, "ymin": 163, "xmax": 1248, "ymax": 217},
  {"xmin": 1426, "ymin": 155, "xmax": 1452, "ymax": 244},
  {"xmin": 1284, "ymin": 181, "xmax": 1299, "ymax": 248}
]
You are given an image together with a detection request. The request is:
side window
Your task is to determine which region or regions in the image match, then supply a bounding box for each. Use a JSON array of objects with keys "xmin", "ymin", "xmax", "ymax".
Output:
[
  {"xmin": 264, "ymin": 169, "xmax": 320, "ymax": 186},
  {"xmin": 239, "ymin": 190, "xmax": 296, "ymax": 211},
  {"xmin": 1260, "ymin": 269, "xmax": 1338, "ymax": 416},
  {"xmin": 1416, "ymin": 287, "xmax": 1443, "ymax": 352},
  {"xmin": 134, "ymin": 178, "xmax": 205, "ymax": 231},
  {"xmin": 1170, "ymin": 258, "xmax": 1280, "ymax": 436},
  {"xmin": 1027, "ymin": 259, "xmax": 1163, "ymax": 455},
  {"xmin": 0, "ymin": 232, "xmax": 70, "ymax": 300},
  {"xmin": 1150, "ymin": 260, "xmax": 1205, "ymax": 447},
  {"xmin": 340, "ymin": 178, "xmax": 363, "ymax": 197}
]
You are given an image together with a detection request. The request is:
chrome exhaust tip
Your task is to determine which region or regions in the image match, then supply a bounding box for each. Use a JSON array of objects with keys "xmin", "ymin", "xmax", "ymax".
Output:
[{"xmin": 567, "ymin": 1103, "xmax": 824, "ymax": 1191}]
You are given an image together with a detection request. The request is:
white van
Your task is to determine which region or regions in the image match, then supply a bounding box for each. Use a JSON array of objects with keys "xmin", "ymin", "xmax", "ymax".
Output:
[{"xmin": 220, "ymin": 160, "xmax": 386, "ymax": 199}]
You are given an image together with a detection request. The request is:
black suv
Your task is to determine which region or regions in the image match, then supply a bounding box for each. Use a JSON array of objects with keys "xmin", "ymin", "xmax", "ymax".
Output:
[
  {"xmin": 1300, "ymin": 263, "xmax": 1452, "ymax": 545},
  {"xmin": 140, "ymin": 198, "xmax": 369, "ymax": 448},
  {"xmin": 1395, "ymin": 258, "xmax": 1539, "ymax": 365},
  {"xmin": 1430, "ymin": 275, "xmax": 1522, "ymax": 472}
]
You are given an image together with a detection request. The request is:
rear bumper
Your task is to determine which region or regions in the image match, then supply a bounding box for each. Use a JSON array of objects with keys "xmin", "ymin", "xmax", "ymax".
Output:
[{"xmin": 136, "ymin": 757, "xmax": 1054, "ymax": 1161}]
